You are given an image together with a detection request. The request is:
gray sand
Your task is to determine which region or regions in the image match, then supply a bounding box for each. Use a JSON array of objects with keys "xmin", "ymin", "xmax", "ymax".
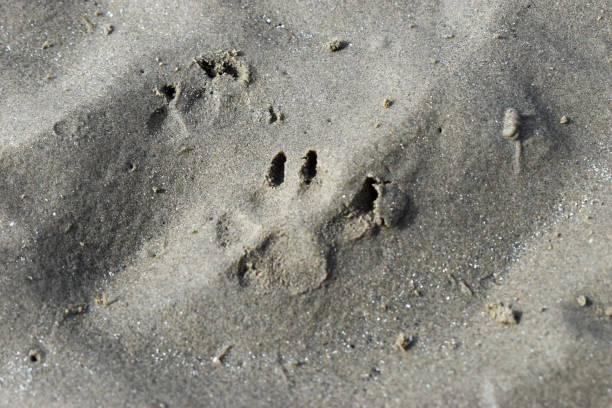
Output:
[{"xmin": 0, "ymin": 1, "xmax": 610, "ymax": 407}]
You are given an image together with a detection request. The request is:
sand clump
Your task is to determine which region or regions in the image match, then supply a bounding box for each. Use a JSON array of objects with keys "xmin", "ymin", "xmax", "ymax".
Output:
[
  {"xmin": 328, "ymin": 39, "xmax": 348, "ymax": 52},
  {"xmin": 486, "ymin": 302, "xmax": 518, "ymax": 326},
  {"xmin": 502, "ymin": 108, "xmax": 521, "ymax": 140}
]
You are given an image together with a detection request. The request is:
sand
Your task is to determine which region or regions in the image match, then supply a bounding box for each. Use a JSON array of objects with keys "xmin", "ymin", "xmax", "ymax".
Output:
[{"xmin": 0, "ymin": 1, "xmax": 610, "ymax": 407}]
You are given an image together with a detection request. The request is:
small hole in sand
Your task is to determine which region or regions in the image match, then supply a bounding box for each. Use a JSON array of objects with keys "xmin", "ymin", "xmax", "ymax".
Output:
[
  {"xmin": 220, "ymin": 61, "xmax": 239, "ymax": 78},
  {"xmin": 351, "ymin": 177, "xmax": 379, "ymax": 213},
  {"xmin": 300, "ymin": 150, "xmax": 317, "ymax": 185},
  {"xmin": 267, "ymin": 152, "xmax": 286, "ymax": 187},
  {"xmin": 28, "ymin": 350, "xmax": 40, "ymax": 363},
  {"xmin": 160, "ymin": 84, "xmax": 176, "ymax": 101},
  {"xmin": 268, "ymin": 106, "xmax": 278, "ymax": 124},
  {"xmin": 437, "ymin": 127, "xmax": 443, "ymax": 133},
  {"xmin": 197, "ymin": 58, "xmax": 216, "ymax": 78}
]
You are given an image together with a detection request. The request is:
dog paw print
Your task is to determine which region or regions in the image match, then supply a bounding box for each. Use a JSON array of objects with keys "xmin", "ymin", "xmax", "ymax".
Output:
[
  {"xmin": 194, "ymin": 50, "xmax": 250, "ymax": 83},
  {"xmin": 220, "ymin": 149, "xmax": 327, "ymax": 293},
  {"xmin": 221, "ymin": 149, "xmax": 412, "ymax": 294},
  {"xmin": 147, "ymin": 49, "xmax": 252, "ymax": 140}
]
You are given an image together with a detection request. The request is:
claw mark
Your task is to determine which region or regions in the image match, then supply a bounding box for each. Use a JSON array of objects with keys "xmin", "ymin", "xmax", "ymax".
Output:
[
  {"xmin": 268, "ymin": 106, "xmax": 284, "ymax": 124},
  {"xmin": 267, "ymin": 152, "xmax": 286, "ymax": 187},
  {"xmin": 300, "ymin": 150, "xmax": 317, "ymax": 185}
]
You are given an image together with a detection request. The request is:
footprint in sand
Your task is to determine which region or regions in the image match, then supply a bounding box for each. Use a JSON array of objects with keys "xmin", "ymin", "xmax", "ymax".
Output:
[{"xmin": 221, "ymin": 150, "xmax": 412, "ymax": 295}]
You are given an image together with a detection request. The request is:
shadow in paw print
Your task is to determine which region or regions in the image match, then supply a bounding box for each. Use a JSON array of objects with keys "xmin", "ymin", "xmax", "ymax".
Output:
[
  {"xmin": 267, "ymin": 152, "xmax": 286, "ymax": 187},
  {"xmin": 350, "ymin": 176, "xmax": 415, "ymax": 229},
  {"xmin": 160, "ymin": 84, "xmax": 176, "ymax": 102},
  {"xmin": 147, "ymin": 106, "xmax": 168, "ymax": 134},
  {"xmin": 300, "ymin": 150, "xmax": 317, "ymax": 185}
]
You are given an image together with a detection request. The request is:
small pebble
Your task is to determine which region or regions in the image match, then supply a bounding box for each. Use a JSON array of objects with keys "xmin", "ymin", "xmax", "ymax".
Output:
[
  {"xmin": 560, "ymin": 115, "xmax": 569, "ymax": 124},
  {"xmin": 383, "ymin": 99, "xmax": 393, "ymax": 108},
  {"xmin": 576, "ymin": 295, "xmax": 588, "ymax": 307},
  {"xmin": 104, "ymin": 24, "xmax": 114, "ymax": 35}
]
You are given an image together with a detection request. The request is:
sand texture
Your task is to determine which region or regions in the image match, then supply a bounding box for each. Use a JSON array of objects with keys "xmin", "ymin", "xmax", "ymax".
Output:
[{"xmin": 0, "ymin": 1, "xmax": 610, "ymax": 407}]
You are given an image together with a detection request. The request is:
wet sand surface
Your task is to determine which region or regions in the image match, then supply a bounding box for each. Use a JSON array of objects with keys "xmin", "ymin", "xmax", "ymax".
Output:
[{"xmin": 0, "ymin": 1, "xmax": 610, "ymax": 406}]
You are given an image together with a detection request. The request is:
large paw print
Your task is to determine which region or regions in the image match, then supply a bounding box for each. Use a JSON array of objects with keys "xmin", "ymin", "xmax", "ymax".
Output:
[{"xmin": 219, "ymin": 148, "xmax": 412, "ymax": 295}]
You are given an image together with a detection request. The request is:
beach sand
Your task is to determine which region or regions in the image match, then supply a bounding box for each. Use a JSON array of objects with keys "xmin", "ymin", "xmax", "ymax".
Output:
[{"xmin": 0, "ymin": 1, "xmax": 610, "ymax": 406}]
